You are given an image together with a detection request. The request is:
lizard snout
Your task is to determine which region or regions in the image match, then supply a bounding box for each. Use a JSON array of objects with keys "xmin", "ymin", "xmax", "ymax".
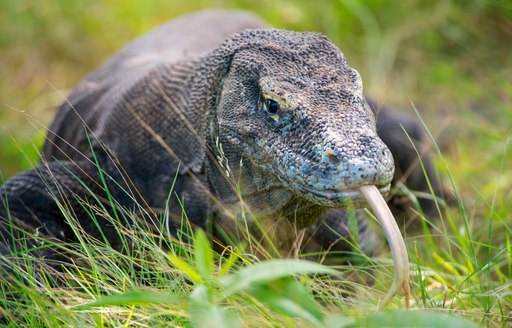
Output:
[{"xmin": 320, "ymin": 132, "xmax": 395, "ymax": 189}]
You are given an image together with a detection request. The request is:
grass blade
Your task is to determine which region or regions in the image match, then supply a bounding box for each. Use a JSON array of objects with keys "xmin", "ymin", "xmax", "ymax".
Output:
[
  {"xmin": 220, "ymin": 259, "xmax": 335, "ymax": 297},
  {"xmin": 75, "ymin": 289, "xmax": 186, "ymax": 310}
]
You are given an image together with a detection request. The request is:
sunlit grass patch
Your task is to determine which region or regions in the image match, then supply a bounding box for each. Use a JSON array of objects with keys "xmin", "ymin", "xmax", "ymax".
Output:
[{"xmin": 1, "ymin": 140, "xmax": 510, "ymax": 326}]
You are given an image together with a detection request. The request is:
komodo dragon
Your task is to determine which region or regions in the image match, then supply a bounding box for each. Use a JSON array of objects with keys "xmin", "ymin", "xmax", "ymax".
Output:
[{"xmin": 0, "ymin": 10, "xmax": 441, "ymax": 263}]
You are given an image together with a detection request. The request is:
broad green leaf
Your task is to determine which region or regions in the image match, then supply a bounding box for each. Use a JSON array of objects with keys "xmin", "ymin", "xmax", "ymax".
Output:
[
  {"xmin": 75, "ymin": 289, "xmax": 186, "ymax": 310},
  {"xmin": 194, "ymin": 229, "xmax": 213, "ymax": 280},
  {"xmin": 325, "ymin": 314, "xmax": 357, "ymax": 328},
  {"xmin": 344, "ymin": 310, "xmax": 481, "ymax": 328},
  {"xmin": 247, "ymin": 277, "xmax": 324, "ymax": 326},
  {"xmin": 220, "ymin": 259, "xmax": 336, "ymax": 296},
  {"xmin": 189, "ymin": 301, "xmax": 241, "ymax": 328},
  {"xmin": 190, "ymin": 285, "xmax": 210, "ymax": 303}
]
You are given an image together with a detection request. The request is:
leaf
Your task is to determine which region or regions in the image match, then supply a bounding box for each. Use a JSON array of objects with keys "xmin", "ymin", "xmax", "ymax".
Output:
[
  {"xmin": 75, "ymin": 289, "xmax": 186, "ymax": 310},
  {"xmin": 189, "ymin": 301, "xmax": 241, "ymax": 328},
  {"xmin": 189, "ymin": 285, "xmax": 209, "ymax": 303},
  {"xmin": 168, "ymin": 251, "xmax": 203, "ymax": 284},
  {"xmin": 220, "ymin": 259, "xmax": 336, "ymax": 297},
  {"xmin": 344, "ymin": 310, "xmax": 482, "ymax": 328},
  {"xmin": 194, "ymin": 229, "xmax": 213, "ymax": 280},
  {"xmin": 247, "ymin": 277, "xmax": 324, "ymax": 326},
  {"xmin": 325, "ymin": 314, "xmax": 357, "ymax": 328}
]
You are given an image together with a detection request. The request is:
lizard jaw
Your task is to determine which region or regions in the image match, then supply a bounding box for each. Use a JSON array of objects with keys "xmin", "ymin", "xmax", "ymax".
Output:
[{"xmin": 300, "ymin": 183, "xmax": 391, "ymax": 208}]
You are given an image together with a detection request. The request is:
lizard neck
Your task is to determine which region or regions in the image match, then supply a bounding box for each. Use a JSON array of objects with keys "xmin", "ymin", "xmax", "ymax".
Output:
[{"xmin": 204, "ymin": 131, "xmax": 326, "ymax": 230}]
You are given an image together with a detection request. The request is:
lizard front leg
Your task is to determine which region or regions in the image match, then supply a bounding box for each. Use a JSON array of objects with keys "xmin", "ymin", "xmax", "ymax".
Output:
[{"xmin": 0, "ymin": 159, "xmax": 128, "ymax": 263}]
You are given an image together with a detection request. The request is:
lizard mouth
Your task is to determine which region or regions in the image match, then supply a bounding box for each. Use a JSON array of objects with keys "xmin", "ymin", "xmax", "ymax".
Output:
[{"xmin": 300, "ymin": 183, "xmax": 391, "ymax": 208}]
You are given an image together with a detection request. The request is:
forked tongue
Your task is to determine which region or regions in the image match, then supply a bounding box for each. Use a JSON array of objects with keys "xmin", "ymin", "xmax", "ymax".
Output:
[{"xmin": 360, "ymin": 185, "xmax": 410, "ymax": 308}]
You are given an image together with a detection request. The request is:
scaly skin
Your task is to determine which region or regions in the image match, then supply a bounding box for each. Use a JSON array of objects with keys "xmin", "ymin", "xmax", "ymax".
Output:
[
  {"xmin": 204, "ymin": 29, "xmax": 394, "ymax": 231},
  {"xmin": 0, "ymin": 10, "xmax": 440, "ymax": 265}
]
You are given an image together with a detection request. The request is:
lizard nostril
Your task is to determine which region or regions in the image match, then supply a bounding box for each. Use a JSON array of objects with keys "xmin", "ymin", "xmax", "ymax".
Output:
[{"xmin": 325, "ymin": 147, "xmax": 341, "ymax": 166}]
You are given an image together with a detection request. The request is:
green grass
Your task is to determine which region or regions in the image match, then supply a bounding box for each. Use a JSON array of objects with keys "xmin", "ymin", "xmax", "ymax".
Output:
[
  {"xmin": 1, "ymin": 0, "xmax": 511, "ymax": 326},
  {"xmin": 0, "ymin": 191, "xmax": 493, "ymax": 326}
]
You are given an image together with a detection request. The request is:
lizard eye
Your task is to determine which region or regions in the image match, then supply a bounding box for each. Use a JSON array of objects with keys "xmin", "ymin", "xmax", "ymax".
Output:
[{"xmin": 265, "ymin": 99, "xmax": 280, "ymax": 115}]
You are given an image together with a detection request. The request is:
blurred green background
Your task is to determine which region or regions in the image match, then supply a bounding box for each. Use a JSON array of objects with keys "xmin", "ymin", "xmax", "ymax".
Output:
[{"xmin": 1, "ymin": 0, "xmax": 511, "ymax": 210}]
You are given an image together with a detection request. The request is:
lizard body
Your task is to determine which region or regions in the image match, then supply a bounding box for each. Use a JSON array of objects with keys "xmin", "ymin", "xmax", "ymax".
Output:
[{"xmin": 0, "ymin": 10, "xmax": 439, "ymax": 261}]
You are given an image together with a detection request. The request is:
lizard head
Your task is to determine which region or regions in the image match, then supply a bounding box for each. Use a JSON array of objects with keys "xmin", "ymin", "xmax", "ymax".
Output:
[{"xmin": 210, "ymin": 29, "xmax": 394, "ymax": 209}]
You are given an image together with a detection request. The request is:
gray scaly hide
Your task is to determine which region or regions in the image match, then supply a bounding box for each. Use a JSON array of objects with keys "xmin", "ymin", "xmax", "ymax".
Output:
[{"xmin": 0, "ymin": 10, "xmax": 442, "ymax": 265}]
